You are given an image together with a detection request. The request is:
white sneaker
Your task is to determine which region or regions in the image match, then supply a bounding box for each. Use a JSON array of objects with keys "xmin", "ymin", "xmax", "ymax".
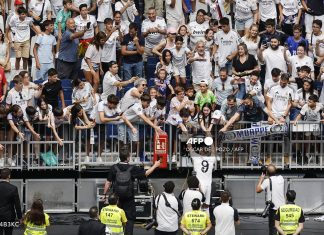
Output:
[
  {"xmin": 172, "ymin": 154, "xmax": 177, "ymax": 163},
  {"xmin": 0, "ymin": 158, "xmax": 4, "ymax": 167},
  {"xmin": 7, "ymin": 158, "xmax": 16, "ymax": 167},
  {"xmin": 96, "ymin": 157, "xmax": 103, "ymax": 163},
  {"xmin": 84, "ymin": 156, "xmax": 90, "ymax": 163}
]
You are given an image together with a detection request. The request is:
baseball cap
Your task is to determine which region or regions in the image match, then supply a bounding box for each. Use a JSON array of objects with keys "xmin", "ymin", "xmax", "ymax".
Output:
[
  {"xmin": 14, "ymin": 0, "xmax": 24, "ymax": 5},
  {"xmin": 200, "ymin": 79, "xmax": 208, "ymax": 86},
  {"xmin": 167, "ymin": 27, "xmax": 177, "ymax": 34}
]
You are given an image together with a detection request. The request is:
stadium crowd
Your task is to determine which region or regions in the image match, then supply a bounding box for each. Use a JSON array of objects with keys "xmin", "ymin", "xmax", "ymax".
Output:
[{"xmin": 0, "ymin": 0, "xmax": 324, "ymax": 168}]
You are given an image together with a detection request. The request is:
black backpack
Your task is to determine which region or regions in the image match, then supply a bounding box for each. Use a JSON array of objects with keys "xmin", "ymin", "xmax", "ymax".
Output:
[{"xmin": 113, "ymin": 165, "xmax": 134, "ymax": 198}]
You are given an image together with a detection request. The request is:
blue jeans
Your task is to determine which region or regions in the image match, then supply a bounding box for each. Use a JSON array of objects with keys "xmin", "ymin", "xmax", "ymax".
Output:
[
  {"xmin": 236, "ymin": 83, "xmax": 246, "ymax": 99},
  {"xmin": 35, "ymin": 63, "xmax": 54, "ymax": 81},
  {"xmin": 123, "ymin": 61, "xmax": 143, "ymax": 81}
]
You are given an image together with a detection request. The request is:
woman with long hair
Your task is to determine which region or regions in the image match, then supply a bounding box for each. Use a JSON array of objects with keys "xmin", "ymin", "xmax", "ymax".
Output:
[
  {"xmin": 72, "ymin": 78, "xmax": 97, "ymax": 116},
  {"xmin": 241, "ymin": 24, "xmax": 260, "ymax": 59},
  {"xmin": 81, "ymin": 32, "xmax": 106, "ymax": 93},
  {"xmin": 0, "ymin": 29, "xmax": 10, "ymax": 72},
  {"xmin": 232, "ymin": 42, "xmax": 259, "ymax": 99},
  {"xmin": 155, "ymin": 49, "xmax": 174, "ymax": 82},
  {"xmin": 293, "ymin": 79, "xmax": 317, "ymax": 114},
  {"xmin": 37, "ymin": 98, "xmax": 52, "ymax": 121},
  {"xmin": 23, "ymin": 199, "xmax": 50, "ymax": 235},
  {"xmin": 198, "ymin": 103, "xmax": 213, "ymax": 134}
]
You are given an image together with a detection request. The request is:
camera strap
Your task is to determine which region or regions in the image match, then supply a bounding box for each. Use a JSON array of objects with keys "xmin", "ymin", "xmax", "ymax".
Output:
[
  {"xmin": 269, "ymin": 177, "xmax": 273, "ymax": 202},
  {"xmin": 159, "ymin": 193, "xmax": 181, "ymax": 217}
]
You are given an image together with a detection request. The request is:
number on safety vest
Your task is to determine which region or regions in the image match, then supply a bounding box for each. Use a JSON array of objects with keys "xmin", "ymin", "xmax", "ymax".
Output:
[
  {"xmin": 201, "ymin": 160, "xmax": 209, "ymax": 173},
  {"xmin": 106, "ymin": 212, "xmax": 113, "ymax": 217},
  {"xmin": 192, "ymin": 218, "xmax": 201, "ymax": 223}
]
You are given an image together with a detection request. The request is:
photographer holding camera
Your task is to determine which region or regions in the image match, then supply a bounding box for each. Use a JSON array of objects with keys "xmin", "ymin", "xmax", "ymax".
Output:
[
  {"xmin": 256, "ymin": 164, "xmax": 285, "ymax": 235},
  {"xmin": 152, "ymin": 181, "xmax": 182, "ymax": 235}
]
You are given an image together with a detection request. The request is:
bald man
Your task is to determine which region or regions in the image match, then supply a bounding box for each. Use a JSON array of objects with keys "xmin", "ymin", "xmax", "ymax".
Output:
[
  {"xmin": 57, "ymin": 18, "xmax": 87, "ymax": 80},
  {"xmin": 256, "ymin": 164, "xmax": 285, "ymax": 235}
]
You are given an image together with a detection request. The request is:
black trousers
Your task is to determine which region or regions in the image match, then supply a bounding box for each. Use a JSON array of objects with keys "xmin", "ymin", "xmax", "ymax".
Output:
[
  {"xmin": 269, "ymin": 208, "xmax": 277, "ymax": 235},
  {"xmin": 0, "ymin": 227, "xmax": 13, "ymax": 235},
  {"xmin": 118, "ymin": 198, "xmax": 136, "ymax": 235},
  {"xmin": 155, "ymin": 229, "xmax": 178, "ymax": 235}
]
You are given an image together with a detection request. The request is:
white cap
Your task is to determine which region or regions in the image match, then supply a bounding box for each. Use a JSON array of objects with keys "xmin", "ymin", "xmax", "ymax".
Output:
[
  {"xmin": 212, "ymin": 110, "xmax": 222, "ymax": 119},
  {"xmin": 200, "ymin": 79, "xmax": 208, "ymax": 86}
]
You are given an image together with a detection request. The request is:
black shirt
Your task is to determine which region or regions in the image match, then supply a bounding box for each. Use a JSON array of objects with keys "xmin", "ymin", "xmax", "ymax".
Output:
[
  {"xmin": 121, "ymin": 33, "xmax": 145, "ymax": 64},
  {"xmin": 232, "ymin": 54, "xmax": 258, "ymax": 73},
  {"xmin": 306, "ymin": 0, "xmax": 324, "ymax": 16},
  {"xmin": 259, "ymin": 30, "xmax": 288, "ymax": 47},
  {"xmin": 42, "ymin": 80, "xmax": 63, "ymax": 108}
]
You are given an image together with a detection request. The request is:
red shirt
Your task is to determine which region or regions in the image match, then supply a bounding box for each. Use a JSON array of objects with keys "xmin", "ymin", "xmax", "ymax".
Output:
[{"xmin": 0, "ymin": 67, "xmax": 7, "ymax": 97}]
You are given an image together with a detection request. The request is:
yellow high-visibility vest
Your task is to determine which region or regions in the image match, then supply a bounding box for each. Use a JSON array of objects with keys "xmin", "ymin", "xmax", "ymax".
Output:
[
  {"xmin": 181, "ymin": 210, "xmax": 211, "ymax": 235},
  {"xmin": 24, "ymin": 213, "xmax": 50, "ymax": 235},
  {"xmin": 279, "ymin": 204, "xmax": 302, "ymax": 235},
  {"xmin": 100, "ymin": 205, "xmax": 127, "ymax": 235}
]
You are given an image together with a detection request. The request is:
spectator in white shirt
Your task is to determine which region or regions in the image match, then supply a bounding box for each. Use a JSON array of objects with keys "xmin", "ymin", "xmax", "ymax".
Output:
[
  {"xmin": 214, "ymin": 191, "xmax": 240, "ymax": 235},
  {"xmin": 20, "ymin": 71, "xmax": 42, "ymax": 107},
  {"xmin": 234, "ymin": 0, "xmax": 258, "ymax": 37},
  {"xmin": 96, "ymin": 0, "xmax": 114, "ymax": 32},
  {"xmin": 267, "ymin": 73, "xmax": 294, "ymax": 124},
  {"xmin": 71, "ymin": 0, "xmax": 97, "ymax": 15},
  {"xmin": 115, "ymin": 0, "xmax": 138, "ymax": 26},
  {"xmin": 141, "ymin": 7, "xmax": 167, "ymax": 61},
  {"xmin": 28, "ymin": 0, "xmax": 52, "ymax": 27},
  {"xmin": 81, "ymin": 31, "xmax": 106, "ymax": 93},
  {"xmin": 101, "ymin": 61, "xmax": 138, "ymax": 100},
  {"xmin": 71, "ymin": 78, "xmax": 97, "ymax": 115},
  {"xmin": 257, "ymin": 0, "xmax": 279, "ymax": 32},
  {"xmin": 6, "ymin": 75, "xmax": 30, "ymax": 111},
  {"xmin": 74, "ymin": 3, "xmax": 98, "ymax": 41},
  {"xmin": 187, "ymin": 9, "xmax": 209, "ymax": 50},
  {"xmin": 264, "ymin": 68, "xmax": 281, "ymax": 97},
  {"xmin": 165, "ymin": 0, "xmax": 185, "ymax": 29}
]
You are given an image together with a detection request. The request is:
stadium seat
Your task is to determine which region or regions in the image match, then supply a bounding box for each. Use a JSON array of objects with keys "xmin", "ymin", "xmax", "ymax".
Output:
[
  {"xmin": 33, "ymin": 79, "xmax": 45, "ymax": 85},
  {"xmin": 61, "ymin": 79, "xmax": 72, "ymax": 89}
]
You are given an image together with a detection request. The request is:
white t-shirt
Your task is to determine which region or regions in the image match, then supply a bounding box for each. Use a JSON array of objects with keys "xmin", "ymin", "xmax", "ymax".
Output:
[
  {"xmin": 141, "ymin": 17, "xmax": 167, "ymax": 49},
  {"xmin": 306, "ymin": 32, "xmax": 324, "ymax": 59},
  {"xmin": 205, "ymin": 0, "xmax": 227, "ymax": 20},
  {"xmin": 245, "ymin": 79, "xmax": 265, "ymax": 103},
  {"xmin": 188, "ymin": 21, "xmax": 209, "ymax": 50},
  {"xmin": 115, "ymin": 1, "xmax": 137, "ymax": 24},
  {"xmin": 258, "ymin": 0, "xmax": 279, "ymax": 22},
  {"xmin": 294, "ymin": 89, "xmax": 318, "ymax": 109},
  {"xmin": 120, "ymin": 87, "xmax": 140, "ymax": 112},
  {"xmin": 81, "ymin": 44, "xmax": 102, "ymax": 69},
  {"xmin": 235, "ymin": 0, "xmax": 257, "ymax": 20},
  {"xmin": 262, "ymin": 46, "xmax": 289, "ymax": 81},
  {"xmin": 123, "ymin": 102, "xmax": 143, "ymax": 122},
  {"xmin": 147, "ymin": 99, "xmax": 166, "ymax": 120},
  {"xmin": 29, "ymin": 0, "xmax": 52, "ymax": 23},
  {"xmin": 6, "ymin": 88, "xmax": 30, "ymax": 110},
  {"xmin": 191, "ymin": 52, "xmax": 212, "ymax": 85},
  {"xmin": 9, "ymin": 17, "xmax": 33, "ymax": 42},
  {"xmin": 155, "ymin": 193, "xmax": 179, "ymax": 232},
  {"xmin": 268, "ymin": 84, "xmax": 295, "ymax": 116},
  {"xmin": 264, "ymin": 79, "xmax": 279, "ymax": 93},
  {"xmin": 165, "ymin": 0, "xmax": 184, "ymax": 22},
  {"xmin": 214, "ymin": 30, "xmax": 241, "ymax": 67},
  {"xmin": 241, "ymin": 36, "xmax": 260, "ymax": 59},
  {"xmin": 73, "ymin": 0, "xmax": 92, "ymax": 8},
  {"xmin": 101, "ymin": 31, "xmax": 118, "ymax": 62},
  {"xmin": 50, "ymin": 0, "xmax": 63, "ymax": 18},
  {"xmin": 180, "ymin": 189, "xmax": 205, "ymax": 214},
  {"xmin": 280, "ymin": 0, "xmax": 301, "ymax": 16},
  {"xmin": 72, "ymin": 82, "xmax": 94, "ymax": 113},
  {"xmin": 91, "ymin": 100, "xmax": 121, "ymax": 124},
  {"xmin": 300, "ymin": 102, "xmax": 324, "ymax": 121},
  {"xmin": 191, "ymin": 154, "xmax": 216, "ymax": 186},
  {"xmin": 97, "ymin": 0, "xmax": 113, "ymax": 22},
  {"xmin": 214, "ymin": 203, "xmax": 239, "ymax": 235},
  {"xmin": 261, "ymin": 175, "xmax": 285, "ymax": 210},
  {"xmin": 74, "ymin": 14, "xmax": 97, "ymax": 39},
  {"xmin": 170, "ymin": 46, "xmax": 191, "ymax": 67},
  {"xmin": 287, "ymin": 55, "xmax": 314, "ymax": 78},
  {"xmin": 101, "ymin": 71, "xmax": 120, "ymax": 100}
]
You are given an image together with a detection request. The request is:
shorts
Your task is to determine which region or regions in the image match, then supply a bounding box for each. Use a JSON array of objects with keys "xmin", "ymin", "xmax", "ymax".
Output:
[
  {"xmin": 173, "ymin": 65, "xmax": 186, "ymax": 77},
  {"xmin": 235, "ymin": 17, "xmax": 253, "ymax": 31},
  {"xmin": 14, "ymin": 40, "xmax": 30, "ymax": 58},
  {"xmin": 118, "ymin": 123, "xmax": 139, "ymax": 143},
  {"xmin": 200, "ymin": 183, "xmax": 212, "ymax": 205}
]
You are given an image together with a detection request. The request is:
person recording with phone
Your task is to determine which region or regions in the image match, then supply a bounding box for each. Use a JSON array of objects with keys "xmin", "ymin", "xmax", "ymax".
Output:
[{"xmin": 256, "ymin": 164, "xmax": 285, "ymax": 235}]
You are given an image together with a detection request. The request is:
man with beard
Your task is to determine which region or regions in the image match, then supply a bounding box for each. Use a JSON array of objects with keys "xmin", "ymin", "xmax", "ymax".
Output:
[{"xmin": 257, "ymin": 36, "xmax": 290, "ymax": 82}]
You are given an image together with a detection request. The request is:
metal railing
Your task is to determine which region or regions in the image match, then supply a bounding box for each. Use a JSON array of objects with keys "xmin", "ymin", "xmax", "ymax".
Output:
[{"xmin": 1, "ymin": 120, "xmax": 324, "ymax": 170}]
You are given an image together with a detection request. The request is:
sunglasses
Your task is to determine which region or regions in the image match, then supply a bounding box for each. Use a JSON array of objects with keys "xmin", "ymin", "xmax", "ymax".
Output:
[{"xmin": 141, "ymin": 84, "xmax": 147, "ymax": 87}]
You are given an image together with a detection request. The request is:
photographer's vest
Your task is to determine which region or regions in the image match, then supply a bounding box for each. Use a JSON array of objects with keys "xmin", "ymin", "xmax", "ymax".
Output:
[
  {"xmin": 182, "ymin": 210, "xmax": 209, "ymax": 235},
  {"xmin": 100, "ymin": 205, "xmax": 125, "ymax": 235},
  {"xmin": 279, "ymin": 204, "xmax": 302, "ymax": 234}
]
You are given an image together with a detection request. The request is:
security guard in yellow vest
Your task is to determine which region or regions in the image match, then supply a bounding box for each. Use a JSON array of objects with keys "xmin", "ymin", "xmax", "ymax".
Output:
[
  {"xmin": 100, "ymin": 193, "xmax": 127, "ymax": 235},
  {"xmin": 275, "ymin": 190, "xmax": 305, "ymax": 235},
  {"xmin": 180, "ymin": 198, "xmax": 212, "ymax": 235}
]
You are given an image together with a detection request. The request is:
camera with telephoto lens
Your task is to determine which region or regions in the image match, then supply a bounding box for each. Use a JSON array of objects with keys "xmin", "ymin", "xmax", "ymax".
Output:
[
  {"xmin": 144, "ymin": 219, "xmax": 158, "ymax": 230},
  {"xmin": 261, "ymin": 200, "xmax": 275, "ymax": 218}
]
